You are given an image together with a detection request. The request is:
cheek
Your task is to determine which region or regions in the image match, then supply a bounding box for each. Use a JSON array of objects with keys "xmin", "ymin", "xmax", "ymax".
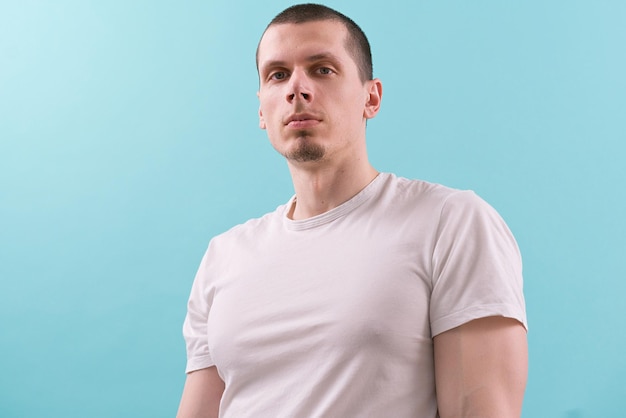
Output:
[
  {"xmin": 259, "ymin": 96, "xmax": 280, "ymax": 121},
  {"xmin": 333, "ymin": 86, "xmax": 364, "ymax": 108}
]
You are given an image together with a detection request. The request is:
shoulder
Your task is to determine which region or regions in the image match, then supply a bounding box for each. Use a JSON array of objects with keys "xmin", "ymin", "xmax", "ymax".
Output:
[
  {"xmin": 377, "ymin": 173, "xmax": 516, "ymax": 246},
  {"xmin": 207, "ymin": 199, "xmax": 291, "ymax": 252},
  {"xmin": 378, "ymin": 173, "xmax": 481, "ymax": 214},
  {"xmin": 381, "ymin": 173, "xmax": 459, "ymax": 197},
  {"xmin": 193, "ymin": 201, "xmax": 290, "ymax": 278}
]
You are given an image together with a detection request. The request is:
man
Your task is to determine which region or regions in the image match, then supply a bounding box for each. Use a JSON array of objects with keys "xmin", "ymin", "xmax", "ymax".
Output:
[{"xmin": 177, "ymin": 3, "xmax": 527, "ymax": 418}]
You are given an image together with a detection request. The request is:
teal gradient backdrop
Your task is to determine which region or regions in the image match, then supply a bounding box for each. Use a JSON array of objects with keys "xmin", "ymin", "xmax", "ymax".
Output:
[{"xmin": 1, "ymin": 1, "xmax": 625, "ymax": 417}]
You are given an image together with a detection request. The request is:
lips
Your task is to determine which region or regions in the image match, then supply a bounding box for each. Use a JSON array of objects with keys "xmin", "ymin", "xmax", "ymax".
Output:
[{"xmin": 284, "ymin": 113, "xmax": 321, "ymax": 127}]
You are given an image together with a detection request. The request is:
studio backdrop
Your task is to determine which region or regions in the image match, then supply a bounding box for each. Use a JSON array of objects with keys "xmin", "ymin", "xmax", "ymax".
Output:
[{"xmin": 1, "ymin": 1, "xmax": 624, "ymax": 417}]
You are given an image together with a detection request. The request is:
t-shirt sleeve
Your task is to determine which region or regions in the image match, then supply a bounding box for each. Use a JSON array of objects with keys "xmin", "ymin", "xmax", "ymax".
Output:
[
  {"xmin": 182, "ymin": 246, "xmax": 216, "ymax": 373},
  {"xmin": 429, "ymin": 190, "xmax": 527, "ymax": 337}
]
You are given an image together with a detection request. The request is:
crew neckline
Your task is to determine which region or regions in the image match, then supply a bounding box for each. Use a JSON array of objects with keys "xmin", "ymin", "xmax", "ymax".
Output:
[{"xmin": 283, "ymin": 173, "xmax": 388, "ymax": 231}]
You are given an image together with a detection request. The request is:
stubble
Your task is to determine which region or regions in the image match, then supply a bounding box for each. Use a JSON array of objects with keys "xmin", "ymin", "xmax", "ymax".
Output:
[{"xmin": 282, "ymin": 131, "xmax": 325, "ymax": 162}]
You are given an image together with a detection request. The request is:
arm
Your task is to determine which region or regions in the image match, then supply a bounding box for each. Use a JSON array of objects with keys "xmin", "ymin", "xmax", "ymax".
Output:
[
  {"xmin": 176, "ymin": 366, "xmax": 225, "ymax": 418},
  {"xmin": 433, "ymin": 316, "xmax": 528, "ymax": 418}
]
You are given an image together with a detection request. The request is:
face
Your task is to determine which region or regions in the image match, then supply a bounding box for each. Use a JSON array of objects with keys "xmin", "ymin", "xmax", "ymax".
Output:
[{"xmin": 257, "ymin": 20, "xmax": 382, "ymax": 164}]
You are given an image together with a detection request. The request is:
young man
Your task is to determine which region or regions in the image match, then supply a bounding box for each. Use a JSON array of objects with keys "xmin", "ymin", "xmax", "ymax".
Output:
[{"xmin": 177, "ymin": 4, "xmax": 527, "ymax": 418}]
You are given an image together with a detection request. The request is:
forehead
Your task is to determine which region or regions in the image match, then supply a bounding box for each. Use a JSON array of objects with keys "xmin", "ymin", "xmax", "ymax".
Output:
[{"xmin": 258, "ymin": 20, "xmax": 350, "ymax": 66}]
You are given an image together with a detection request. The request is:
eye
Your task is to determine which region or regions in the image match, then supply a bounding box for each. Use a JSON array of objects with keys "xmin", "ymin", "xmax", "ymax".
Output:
[
  {"xmin": 270, "ymin": 71, "xmax": 288, "ymax": 81},
  {"xmin": 317, "ymin": 67, "xmax": 333, "ymax": 75}
]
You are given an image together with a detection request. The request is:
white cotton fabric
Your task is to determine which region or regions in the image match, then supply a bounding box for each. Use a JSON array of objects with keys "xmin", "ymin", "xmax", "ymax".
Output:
[{"xmin": 183, "ymin": 172, "xmax": 527, "ymax": 418}]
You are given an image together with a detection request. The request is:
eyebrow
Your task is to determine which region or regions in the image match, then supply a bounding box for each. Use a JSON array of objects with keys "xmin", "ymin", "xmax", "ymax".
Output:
[
  {"xmin": 306, "ymin": 52, "xmax": 339, "ymax": 62},
  {"xmin": 260, "ymin": 52, "xmax": 341, "ymax": 73}
]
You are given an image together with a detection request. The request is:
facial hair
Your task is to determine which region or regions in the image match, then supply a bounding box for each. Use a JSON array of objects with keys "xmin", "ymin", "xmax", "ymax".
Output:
[{"xmin": 282, "ymin": 130, "xmax": 325, "ymax": 162}]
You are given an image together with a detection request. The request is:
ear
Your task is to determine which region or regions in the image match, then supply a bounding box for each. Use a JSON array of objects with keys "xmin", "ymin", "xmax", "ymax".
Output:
[
  {"xmin": 259, "ymin": 107, "xmax": 266, "ymax": 130},
  {"xmin": 363, "ymin": 78, "xmax": 383, "ymax": 120},
  {"xmin": 257, "ymin": 91, "xmax": 266, "ymax": 130}
]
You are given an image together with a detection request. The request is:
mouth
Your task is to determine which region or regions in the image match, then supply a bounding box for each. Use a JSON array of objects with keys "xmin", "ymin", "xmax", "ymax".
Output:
[{"xmin": 285, "ymin": 113, "xmax": 321, "ymax": 128}]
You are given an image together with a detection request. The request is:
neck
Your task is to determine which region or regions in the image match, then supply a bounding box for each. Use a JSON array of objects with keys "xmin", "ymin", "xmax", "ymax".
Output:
[{"xmin": 286, "ymin": 159, "xmax": 379, "ymax": 220}]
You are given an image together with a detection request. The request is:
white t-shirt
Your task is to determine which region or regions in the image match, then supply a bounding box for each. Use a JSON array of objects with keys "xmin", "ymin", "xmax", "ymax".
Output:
[{"xmin": 183, "ymin": 173, "xmax": 527, "ymax": 417}]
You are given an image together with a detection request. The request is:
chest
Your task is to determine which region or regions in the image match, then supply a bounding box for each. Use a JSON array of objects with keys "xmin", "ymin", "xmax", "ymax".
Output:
[{"xmin": 206, "ymin": 228, "xmax": 434, "ymax": 378}]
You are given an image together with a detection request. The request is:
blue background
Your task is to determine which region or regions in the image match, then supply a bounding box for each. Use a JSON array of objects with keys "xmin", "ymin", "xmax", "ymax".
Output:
[{"xmin": 1, "ymin": 1, "xmax": 625, "ymax": 417}]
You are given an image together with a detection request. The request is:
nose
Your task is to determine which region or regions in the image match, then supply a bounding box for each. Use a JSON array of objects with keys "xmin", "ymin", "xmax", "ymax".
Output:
[
  {"xmin": 288, "ymin": 92, "xmax": 310, "ymax": 102},
  {"xmin": 286, "ymin": 69, "xmax": 312, "ymax": 103}
]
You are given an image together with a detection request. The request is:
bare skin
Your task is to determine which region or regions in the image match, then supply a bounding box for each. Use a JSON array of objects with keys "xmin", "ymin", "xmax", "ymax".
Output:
[
  {"xmin": 176, "ymin": 367, "xmax": 223, "ymax": 418},
  {"xmin": 256, "ymin": 20, "xmax": 382, "ymax": 220},
  {"xmin": 434, "ymin": 317, "xmax": 528, "ymax": 418}
]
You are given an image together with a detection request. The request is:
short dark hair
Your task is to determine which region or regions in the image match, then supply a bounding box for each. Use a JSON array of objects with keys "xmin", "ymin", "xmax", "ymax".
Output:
[{"xmin": 256, "ymin": 3, "xmax": 373, "ymax": 82}]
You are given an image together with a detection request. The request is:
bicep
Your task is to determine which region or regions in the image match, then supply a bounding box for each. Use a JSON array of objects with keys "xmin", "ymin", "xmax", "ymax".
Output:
[
  {"xmin": 433, "ymin": 316, "xmax": 528, "ymax": 418},
  {"xmin": 177, "ymin": 366, "xmax": 225, "ymax": 418}
]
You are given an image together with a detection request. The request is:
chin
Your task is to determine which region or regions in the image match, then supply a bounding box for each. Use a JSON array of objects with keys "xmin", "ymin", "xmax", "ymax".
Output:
[{"xmin": 284, "ymin": 141, "xmax": 326, "ymax": 162}]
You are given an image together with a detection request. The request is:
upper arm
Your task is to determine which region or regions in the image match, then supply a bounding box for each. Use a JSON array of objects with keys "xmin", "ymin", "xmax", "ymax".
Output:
[
  {"xmin": 177, "ymin": 366, "xmax": 225, "ymax": 418},
  {"xmin": 433, "ymin": 316, "xmax": 528, "ymax": 418}
]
